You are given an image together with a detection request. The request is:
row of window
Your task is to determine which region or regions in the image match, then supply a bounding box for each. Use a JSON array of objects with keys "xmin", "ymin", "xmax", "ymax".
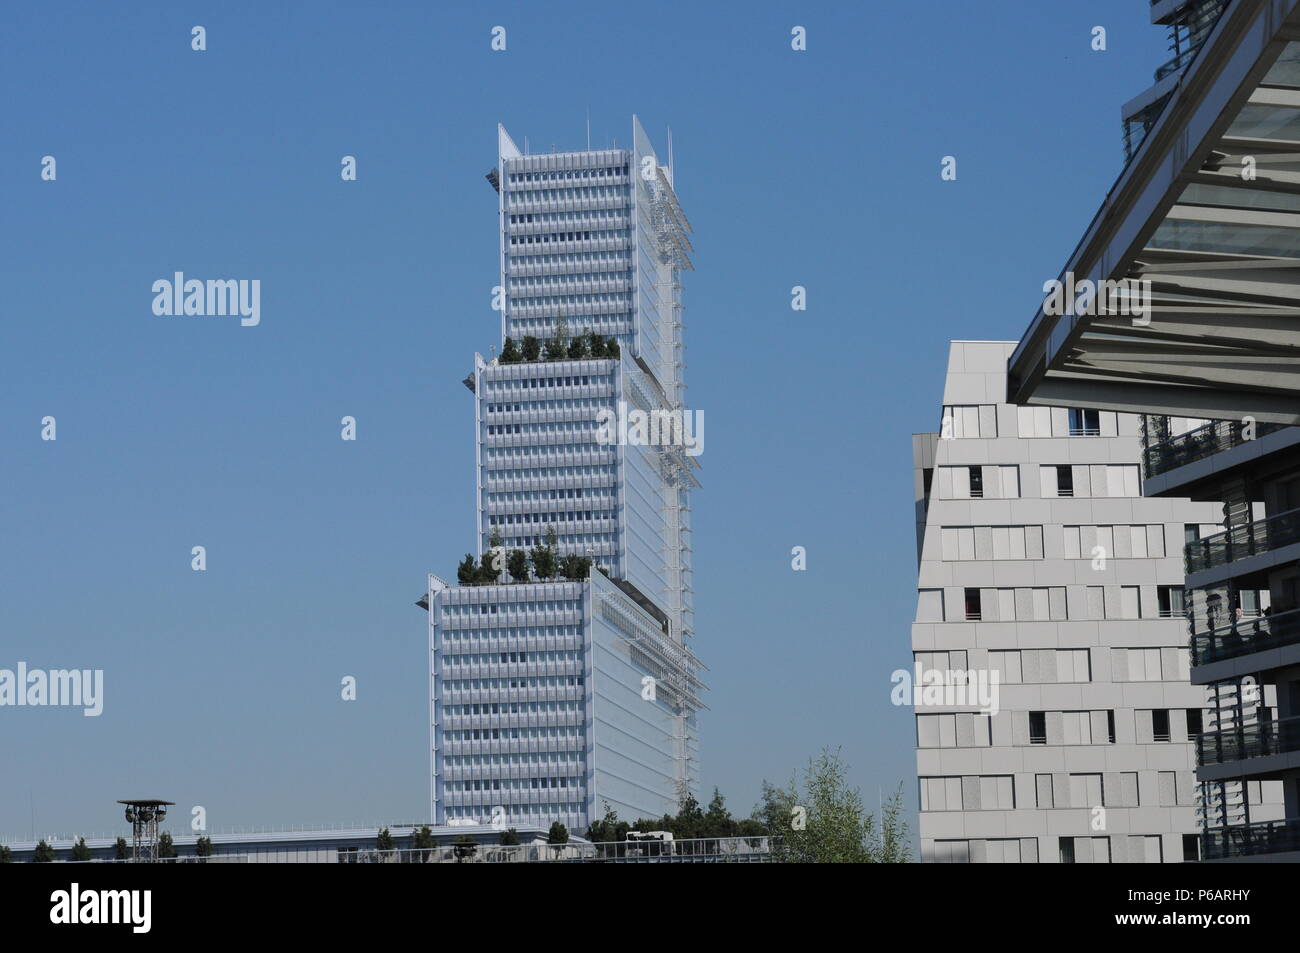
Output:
[
  {"xmin": 940, "ymin": 405, "xmax": 1130, "ymax": 440},
  {"xmin": 510, "ymin": 270, "xmax": 631, "ymax": 290},
  {"xmin": 487, "ymin": 376, "xmax": 598, "ymax": 394},
  {"xmin": 509, "ymin": 293, "xmax": 630, "ymax": 310},
  {"xmin": 915, "ymin": 707, "xmax": 1206, "ymax": 748},
  {"xmin": 938, "ymin": 524, "xmax": 1168, "ymax": 560},
  {"xmin": 510, "ymin": 229, "xmax": 626, "ymax": 248},
  {"xmin": 445, "ymin": 724, "xmax": 583, "ymax": 742},
  {"xmin": 488, "ymin": 511, "xmax": 611, "ymax": 525},
  {"xmin": 443, "ymin": 678, "xmax": 583, "ymax": 691},
  {"xmin": 507, "ymin": 167, "xmax": 627, "ymax": 186},
  {"xmin": 927, "ymin": 834, "xmax": 1187, "ymax": 864},
  {"xmin": 441, "ymin": 728, "xmax": 579, "ymax": 743},
  {"xmin": 443, "ymin": 600, "xmax": 582, "ymax": 617},
  {"xmin": 919, "ymin": 772, "xmax": 1188, "ymax": 811},
  {"xmin": 446, "ymin": 776, "xmax": 581, "ymax": 793},
  {"xmin": 921, "ymin": 584, "xmax": 1188, "ymax": 622},
  {"xmin": 507, "ymin": 184, "xmax": 629, "ymax": 204},
  {"xmin": 938, "ymin": 464, "xmax": 1141, "ymax": 500},
  {"xmin": 485, "ymin": 465, "xmax": 617, "ymax": 482},
  {"xmin": 440, "ymin": 626, "xmax": 582, "ymax": 641}
]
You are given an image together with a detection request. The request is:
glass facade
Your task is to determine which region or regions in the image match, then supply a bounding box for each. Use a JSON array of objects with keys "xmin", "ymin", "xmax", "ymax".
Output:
[{"xmin": 426, "ymin": 118, "xmax": 702, "ymax": 834}]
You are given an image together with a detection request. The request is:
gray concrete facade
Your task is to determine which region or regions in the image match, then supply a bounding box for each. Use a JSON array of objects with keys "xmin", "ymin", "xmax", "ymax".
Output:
[{"xmin": 911, "ymin": 340, "xmax": 1282, "ymax": 863}]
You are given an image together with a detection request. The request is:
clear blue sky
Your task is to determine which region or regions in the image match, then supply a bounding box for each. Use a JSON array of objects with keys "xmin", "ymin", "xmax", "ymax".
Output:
[{"xmin": 0, "ymin": 1, "xmax": 1169, "ymax": 840}]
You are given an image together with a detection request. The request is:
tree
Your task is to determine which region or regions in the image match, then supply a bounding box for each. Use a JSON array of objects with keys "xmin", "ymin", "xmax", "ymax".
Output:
[
  {"xmin": 530, "ymin": 542, "xmax": 556, "ymax": 580},
  {"xmin": 71, "ymin": 837, "xmax": 92, "ymax": 862},
  {"xmin": 507, "ymin": 548, "xmax": 530, "ymax": 583},
  {"xmin": 114, "ymin": 837, "xmax": 129, "ymax": 860},
  {"xmin": 452, "ymin": 834, "xmax": 478, "ymax": 862},
  {"xmin": 585, "ymin": 803, "xmax": 629, "ymax": 843},
  {"xmin": 673, "ymin": 791, "xmax": 705, "ymax": 841},
  {"xmin": 499, "ymin": 828, "xmax": 520, "ymax": 846},
  {"xmin": 457, "ymin": 553, "xmax": 477, "ymax": 586},
  {"xmin": 521, "ymin": 335, "xmax": 541, "ymax": 362},
  {"xmin": 545, "ymin": 314, "xmax": 570, "ymax": 361},
  {"xmin": 477, "ymin": 552, "xmax": 500, "ymax": 584},
  {"xmin": 544, "ymin": 525, "xmax": 558, "ymax": 550},
  {"xmin": 0, "ymin": 845, "xmax": 11, "ymax": 863},
  {"xmin": 703, "ymin": 788, "xmax": 737, "ymax": 839},
  {"xmin": 588, "ymin": 333, "xmax": 607, "ymax": 358},
  {"xmin": 33, "ymin": 840, "xmax": 54, "ymax": 863},
  {"xmin": 500, "ymin": 337, "xmax": 521, "ymax": 364},
  {"xmin": 410, "ymin": 825, "xmax": 434, "ymax": 863},
  {"xmin": 567, "ymin": 332, "xmax": 589, "ymax": 360},
  {"xmin": 607, "ymin": 338, "xmax": 620, "ymax": 359},
  {"xmin": 376, "ymin": 827, "xmax": 394, "ymax": 853},
  {"xmin": 546, "ymin": 821, "xmax": 569, "ymax": 858},
  {"xmin": 195, "ymin": 836, "xmax": 213, "ymax": 858},
  {"xmin": 158, "ymin": 832, "xmax": 176, "ymax": 859},
  {"xmin": 756, "ymin": 747, "xmax": 904, "ymax": 863},
  {"xmin": 559, "ymin": 554, "xmax": 591, "ymax": 581},
  {"xmin": 874, "ymin": 783, "xmax": 911, "ymax": 863}
]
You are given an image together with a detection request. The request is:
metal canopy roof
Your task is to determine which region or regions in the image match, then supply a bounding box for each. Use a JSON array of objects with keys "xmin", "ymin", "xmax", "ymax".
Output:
[{"xmin": 1008, "ymin": 0, "xmax": 1300, "ymax": 424}]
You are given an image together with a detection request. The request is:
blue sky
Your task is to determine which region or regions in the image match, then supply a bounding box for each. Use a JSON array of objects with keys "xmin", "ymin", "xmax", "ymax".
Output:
[{"xmin": 0, "ymin": 1, "xmax": 1170, "ymax": 840}]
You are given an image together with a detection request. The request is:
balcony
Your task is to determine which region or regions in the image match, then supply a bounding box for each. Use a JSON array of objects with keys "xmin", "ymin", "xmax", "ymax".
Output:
[
  {"xmin": 1197, "ymin": 714, "xmax": 1300, "ymax": 767},
  {"xmin": 1203, "ymin": 818, "xmax": 1300, "ymax": 860},
  {"xmin": 1191, "ymin": 607, "xmax": 1300, "ymax": 666},
  {"xmin": 1144, "ymin": 419, "xmax": 1286, "ymax": 479},
  {"xmin": 1185, "ymin": 507, "xmax": 1300, "ymax": 575}
]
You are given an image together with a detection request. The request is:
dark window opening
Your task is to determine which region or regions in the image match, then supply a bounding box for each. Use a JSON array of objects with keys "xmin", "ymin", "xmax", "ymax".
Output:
[{"xmin": 1029, "ymin": 711, "xmax": 1047, "ymax": 745}]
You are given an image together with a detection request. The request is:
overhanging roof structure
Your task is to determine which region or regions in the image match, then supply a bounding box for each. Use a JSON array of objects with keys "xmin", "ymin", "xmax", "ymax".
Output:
[{"xmin": 1008, "ymin": 0, "xmax": 1300, "ymax": 424}]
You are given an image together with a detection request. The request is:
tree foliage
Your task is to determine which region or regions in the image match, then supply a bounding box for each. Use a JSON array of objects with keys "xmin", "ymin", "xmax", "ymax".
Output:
[
  {"xmin": 755, "ymin": 748, "xmax": 911, "ymax": 863},
  {"xmin": 71, "ymin": 837, "xmax": 92, "ymax": 861},
  {"xmin": 33, "ymin": 839, "xmax": 54, "ymax": 863}
]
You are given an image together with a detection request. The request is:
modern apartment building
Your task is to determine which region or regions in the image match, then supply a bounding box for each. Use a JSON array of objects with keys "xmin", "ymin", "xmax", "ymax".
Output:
[
  {"xmin": 1008, "ymin": 0, "xmax": 1300, "ymax": 858},
  {"xmin": 910, "ymin": 340, "xmax": 1283, "ymax": 863},
  {"xmin": 420, "ymin": 117, "xmax": 704, "ymax": 835}
]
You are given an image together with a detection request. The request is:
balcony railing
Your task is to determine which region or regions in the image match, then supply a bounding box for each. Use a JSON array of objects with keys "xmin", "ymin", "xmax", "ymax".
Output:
[
  {"xmin": 1185, "ymin": 507, "xmax": 1300, "ymax": 575},
  {"xmin": 1191, "ymin": 607, "xmax": 1300, "ymax": 666},
  {"xmin": 1144, "ymin": 419, "xmax": 1287, "ymax": 479},
  {"xmin": 1203, "ymin": 818, "xmax": 1300, "ymax": 860},
  {"xmin": 1197, "ymin": 713, "xmax": 1300, "ymax": 767}
]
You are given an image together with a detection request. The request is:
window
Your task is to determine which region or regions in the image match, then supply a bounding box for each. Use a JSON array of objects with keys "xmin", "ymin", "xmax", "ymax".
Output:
[
  {"xmin": 1152, "ymin": 709, "xmax": 1171, "ymax": 742},
  {"xmin": 1069, "ymin": 408, "xmax": 1101, "ymax": 436},
  {"xmin": 1182, "ymin": 834, "xmax": 1200, "ymax": 862},
  {"xmin": 1121, "ymin": 586, "xmax": 1141, "ymax": 619},
  {"xmin": 1108, "ymin": 710, "xmax": 1116, "ymax": 744},
  {"xmin": 1059, "ymin": 837, "xmax": 1076, "ymax": 864},
  {"xmin": 916, "ymin": 589, "xmax": 944, "ymax": 623},
  {"xmin": 1187, "ymin": 708, "xmax": 1203, "ymax": 737},
  {"xmin": 1158, "ymin": 586, "xmax": 1186, "ymax": 618},
  {"xmin": 1057, "ymin": 649, "xmax": 1091, "ymax": 683},
  {"xmin": 964, "ymin": 588, "xmax": 982, "ymax": 621},
  {"xmin": 969, "ymin": 467, "xmax": 984, "ymax": 499},
  {"xmin": 1056, "ymin": 465, "xmax": 1074, "ymax": 497},
  {"xmin": 1029, "ymin": 711, "xmax": 1047, "ymax": 744},
  {"xmin": 1069, "ymin": 774, "xmax": 1104, "ymax": 808}
]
